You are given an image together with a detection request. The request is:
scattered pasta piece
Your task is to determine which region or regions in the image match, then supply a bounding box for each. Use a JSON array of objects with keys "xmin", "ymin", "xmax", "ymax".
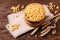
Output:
[
  {"xmin": 52, "ymin": 30, "xmax": 56, "ymax": 34},
  {"xmin": 11, "ymin": 5, "xmax": 20, "ymax": 13},
  {"xmin": 11, "ymin": 24, "xmax": 20, "ymax": 32},
  {"xmin": 54, "ymin": 10, "xmax": 58, "ymax": 14},
  {"xmin": 48, "ymin": 2, "xmax": 53, "ymax": 10},
  {"xmin": 35, "ymin": 35, "xmax": 38, "ymax": 38},
  {"xmin": 21, "ymin": 5, "xmax": 24, "ymax": 9},
  {"xmin": 56, "ymin": 6, "xmax": 59, "ymax": 9},
  {"xmin": 54, "ymin": 5, "xmax": 56, "ymax": 7}
]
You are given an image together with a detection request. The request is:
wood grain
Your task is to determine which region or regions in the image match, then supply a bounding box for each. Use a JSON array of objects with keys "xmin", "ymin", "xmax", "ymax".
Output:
[{"xmin": 0, "ymin": 0, "xmax": 60, "ymax": 40}]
